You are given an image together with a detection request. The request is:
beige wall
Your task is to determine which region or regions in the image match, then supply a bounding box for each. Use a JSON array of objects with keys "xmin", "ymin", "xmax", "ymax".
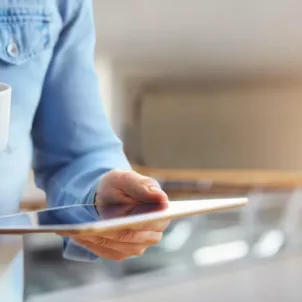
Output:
[
  {"xmin": 94, "ymin": 58, "xmax": 302, "ymax": 170},
  {"xmin": 134, "ymin": 82, "xmax": 302, "ymax": 170}
]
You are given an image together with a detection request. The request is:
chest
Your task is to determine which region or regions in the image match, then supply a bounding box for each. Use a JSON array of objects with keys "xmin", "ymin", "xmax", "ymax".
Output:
[{"xmin": 0, "ymin": 0, "xmax": 62, "ymax": 151}]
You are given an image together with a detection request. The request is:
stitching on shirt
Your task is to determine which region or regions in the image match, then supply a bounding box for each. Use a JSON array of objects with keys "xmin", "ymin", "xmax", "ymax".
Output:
[{"xmin": 0, "ymin": 7, "xmax": 52, "ymax": 23}]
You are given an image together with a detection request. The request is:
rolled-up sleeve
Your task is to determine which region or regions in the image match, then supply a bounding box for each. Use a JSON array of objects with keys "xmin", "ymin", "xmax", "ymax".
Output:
[{"xmin": 31, "ymin": 0, "xmax": 131, "ymax": 261}]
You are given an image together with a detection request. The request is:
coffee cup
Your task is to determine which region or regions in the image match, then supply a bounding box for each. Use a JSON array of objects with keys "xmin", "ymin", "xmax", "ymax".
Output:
[{"xmin": 0, "ymin": 83, "xmax": 11, "ymax": 152}]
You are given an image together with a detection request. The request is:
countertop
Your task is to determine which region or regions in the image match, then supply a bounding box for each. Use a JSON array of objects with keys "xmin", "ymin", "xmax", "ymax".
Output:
[{"xmin": 19, "ymin": 167, "xmax": 302, "ymax": 211}]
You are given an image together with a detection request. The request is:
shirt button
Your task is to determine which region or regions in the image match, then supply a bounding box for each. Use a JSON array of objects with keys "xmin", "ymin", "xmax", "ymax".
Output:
[{"xmin": 7, "ymin": 41, "xmax": 19, "ymax": 58}]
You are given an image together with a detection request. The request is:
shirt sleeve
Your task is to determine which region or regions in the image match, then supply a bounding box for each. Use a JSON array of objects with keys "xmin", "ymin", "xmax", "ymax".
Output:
[{"xmin": 31, "ymin": 0, "xmax": 131, "ymax": 261}]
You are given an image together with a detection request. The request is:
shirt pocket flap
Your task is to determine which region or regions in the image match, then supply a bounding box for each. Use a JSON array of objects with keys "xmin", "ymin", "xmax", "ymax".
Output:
[{"xmin": 0, "ymin": 7, "xmax": 54, "ymax": 65}]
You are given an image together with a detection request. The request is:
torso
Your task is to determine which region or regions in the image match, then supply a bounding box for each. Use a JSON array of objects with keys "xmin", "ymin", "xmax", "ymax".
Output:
[
  {"xmin": 0, "ymin": 1, "xmax": 64, "ymax": 300},
  {"xmin": 0, "ymin": 0, "xmax": 63, "ymax": 215}
]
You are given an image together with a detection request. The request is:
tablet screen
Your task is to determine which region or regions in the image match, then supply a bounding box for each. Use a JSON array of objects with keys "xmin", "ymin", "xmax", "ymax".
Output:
[
  {"xmin": 0, "ymin": 203, "xmax": 167, "ymax": 228},
  {"xmin": 0, "ymin": 197, "xmax": 247, "ymax": 234}
]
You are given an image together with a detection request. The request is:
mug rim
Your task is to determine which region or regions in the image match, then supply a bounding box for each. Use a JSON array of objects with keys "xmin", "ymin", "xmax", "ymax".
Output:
[{"xmin": 0, "ymin": 82, "xmax": 11, "ymax": 94}]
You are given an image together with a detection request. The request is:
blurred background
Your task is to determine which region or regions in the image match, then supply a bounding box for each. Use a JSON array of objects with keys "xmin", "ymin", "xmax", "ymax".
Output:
[{"xmin": 23, "ymin": 0, "xmax": 302, "ymax": 301}]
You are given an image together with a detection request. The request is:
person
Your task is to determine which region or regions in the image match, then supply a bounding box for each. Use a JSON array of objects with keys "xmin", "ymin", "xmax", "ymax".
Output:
[{"xmin": 0, "ymin": 0, "xmax": 169, "ymax": 300}]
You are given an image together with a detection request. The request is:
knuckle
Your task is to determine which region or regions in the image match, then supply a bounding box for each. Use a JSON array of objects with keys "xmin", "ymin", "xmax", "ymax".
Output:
[
  {"xmin": 97, "ymin": 237, "xmax": 109, "ymax": 246},
  {"xmin": 117, "ymin": 230, "xmax": 136, "ymax": 242}
]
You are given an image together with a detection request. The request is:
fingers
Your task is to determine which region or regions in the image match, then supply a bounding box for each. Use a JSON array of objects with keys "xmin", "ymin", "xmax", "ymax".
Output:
[
  {"xmin": 67, "ymin": 229, "xmax": 163, "ymax": 245},
  {"xmin": 75, "ymin": 239, "xmax": 128, "ymax": 261},
  {"xmin": 100, "ymin": 230, "xmax": 163, "ymax": 244},
  {"xmin": 128, "ymin": 219, "xmax": 171, "ymax": 232},
  {"xmin": 78, "ymin": 237, "xmax": 148, "ymax": 256},
  {"xmin": 63, "ymin": 226, "xmax": 166, "ymax": 261},
  {"xmin": 72, "ymin": 231, "xmax": 162, "ymax": 260},
  {"xmin": 58, "ymin": 220, "xmax": 170, "ymax": 238}
]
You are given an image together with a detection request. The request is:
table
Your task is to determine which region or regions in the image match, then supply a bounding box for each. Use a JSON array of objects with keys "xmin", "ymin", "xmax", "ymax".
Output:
[{"xmin": 133, "ymin": 165, "xmax": 302, "ymax": 198}]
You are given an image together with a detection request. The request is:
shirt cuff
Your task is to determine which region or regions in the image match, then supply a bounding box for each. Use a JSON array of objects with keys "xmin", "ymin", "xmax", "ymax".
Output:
[
  {"xmin": 62, "ymin": 165, "xmax": 132, "ymax": 262},
  {"xmin": 62, "ymin": 182, "xmax": 100, "ymax": 262},
  {"xmin": 63, "ymin": 237, "xmax": 99, "ymax": 262}
]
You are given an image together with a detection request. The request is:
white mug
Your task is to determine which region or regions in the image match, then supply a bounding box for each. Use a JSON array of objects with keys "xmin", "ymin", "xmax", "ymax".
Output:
[{"xmin": 0, "ymin": 83, "xmax": 11, "ymax": 152}]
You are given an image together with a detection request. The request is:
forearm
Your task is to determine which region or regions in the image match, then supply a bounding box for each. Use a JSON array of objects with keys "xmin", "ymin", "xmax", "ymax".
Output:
[
  {"xmin": 35, "ymin": 144, "xmax": 131, "ymax": 208},
  {"xmin": 31, "ymin": 0, "xmax": 132, "ymax": 262}
]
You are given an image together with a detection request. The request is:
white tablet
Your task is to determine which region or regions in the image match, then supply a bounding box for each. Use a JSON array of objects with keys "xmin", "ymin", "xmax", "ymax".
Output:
[{"xmin": 0, "ymin": 197, "xmax": 247, "ymax": 235}]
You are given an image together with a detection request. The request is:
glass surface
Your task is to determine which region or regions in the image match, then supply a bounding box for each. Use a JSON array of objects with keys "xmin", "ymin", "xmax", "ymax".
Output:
[{"xmin": 24, "ymin": 188, "xmax": 302, "ymax": 300}]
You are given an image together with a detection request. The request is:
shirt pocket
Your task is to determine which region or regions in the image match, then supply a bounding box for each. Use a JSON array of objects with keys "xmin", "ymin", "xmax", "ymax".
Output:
[
  {"xmin": 0, "ymin": 6, "xmax": 61, "ymax": 66},
  {"xmin": 0, "ymin": 5, "xmax": 62, "ymax": 153}
]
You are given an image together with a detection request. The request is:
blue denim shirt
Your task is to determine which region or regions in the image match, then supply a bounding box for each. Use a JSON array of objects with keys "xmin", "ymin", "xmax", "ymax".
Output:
[{"xmin": 0, "ymin": 0, "xmax": 130, "ymax": 299}]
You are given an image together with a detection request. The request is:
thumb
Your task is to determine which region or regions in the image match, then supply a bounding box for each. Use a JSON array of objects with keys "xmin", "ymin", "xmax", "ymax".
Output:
[{"xmin": 120, "ymin": 171, "xmax": 168, "ymax": 204}]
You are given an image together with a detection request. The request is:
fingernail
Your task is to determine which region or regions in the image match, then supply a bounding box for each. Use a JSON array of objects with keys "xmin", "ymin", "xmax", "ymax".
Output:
[{"xmin": 148, "ymin": 185, "xmax": 162, "ymax": 193}]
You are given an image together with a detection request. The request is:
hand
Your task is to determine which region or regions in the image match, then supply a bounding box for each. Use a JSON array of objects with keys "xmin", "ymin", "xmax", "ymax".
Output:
[{"xmin": 64, "ymin": 169, "xmax": 170, "ymax": 261}]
